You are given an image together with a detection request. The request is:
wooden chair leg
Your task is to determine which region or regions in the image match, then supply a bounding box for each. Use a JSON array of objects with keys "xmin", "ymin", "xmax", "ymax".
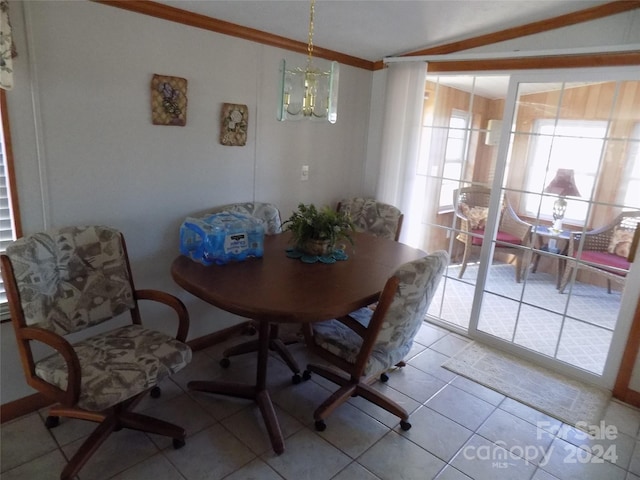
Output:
[
  {"xmin": 53, "ymin": 391, "xmax": 186, "ymax": 479},
  {"xmin": 222, "ymin": 339, "xmax": 261, "ymax": 358},
  {"xmin": 514, "ymin": 254, "xmax": 522, "ymax": 283},
  {"xmin": 306, "ymin": 363, "xmax": 350, "ymax": 386},
  {"xmin": 60, "ymin": 417, "xmax": 116, "ymax": 480},
  {"xmin": 356, "ymin": 382, "xmax": 409, "ymax": 421},
  {"xmin": 313, "ymin": 383, "xmax": 358, "ymax": 422},
  {"xmin": 48, "ymin": 405, "xmax": 106, "ymax": 424},
  {"xmin": 559, "ymin": 264, "xmax": 573, "ymax": 293},
  {"xmin": 270, "ymin": 338, "xmax": 301, "ymax": 375},
  {"xmin": 458, "ymin": 243, "xmax": 472, "ymax": 279},
  {"xmin": 118, "ymin": 412, "xmax": 186, "ymax": 440}
]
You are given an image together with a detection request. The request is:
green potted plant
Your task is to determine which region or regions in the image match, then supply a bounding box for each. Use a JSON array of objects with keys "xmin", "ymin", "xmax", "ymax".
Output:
[{"xmin": 283, "ymin": 203, "xmax": 355, "ymax": 256}]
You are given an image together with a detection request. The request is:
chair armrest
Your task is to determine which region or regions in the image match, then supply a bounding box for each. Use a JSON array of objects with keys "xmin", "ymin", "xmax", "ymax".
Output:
[
  {"xmin": 135, "ymin": 289, "xmax": 190, "ymax": 342},
  {"xmin": 19, "ymin": 326, "xmax": 82, "ymax": 406},
  {"xmin": 500, "ymin": 204, "xmax": 533, "ymax": 244}
]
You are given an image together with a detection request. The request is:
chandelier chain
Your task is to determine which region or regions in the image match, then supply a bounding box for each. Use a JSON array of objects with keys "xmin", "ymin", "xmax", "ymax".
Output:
[{"xmin": 307, "ymin": 0, "xmax": 315, "ymax": 65}]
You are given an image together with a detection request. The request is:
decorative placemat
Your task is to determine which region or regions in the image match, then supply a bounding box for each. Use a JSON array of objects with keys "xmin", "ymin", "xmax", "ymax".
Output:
[{"xmin": 285, "ymin": 248, "xmax": 348, "ymax": 264}]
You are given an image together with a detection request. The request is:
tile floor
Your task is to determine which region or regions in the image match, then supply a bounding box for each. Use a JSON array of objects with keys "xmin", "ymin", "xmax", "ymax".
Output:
[{"xmin": 3, "ymin": 322, "xmax": 640, "ymax": 480}]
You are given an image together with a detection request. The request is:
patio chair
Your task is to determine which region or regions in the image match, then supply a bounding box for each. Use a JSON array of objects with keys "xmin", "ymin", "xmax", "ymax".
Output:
[
  {"xmin": 454, "ymin": 185, "xmax": 532, "ymax": 283},
  {"xmin": 559, "ymin": 211, "xmax": 640, "ymax": 294}
]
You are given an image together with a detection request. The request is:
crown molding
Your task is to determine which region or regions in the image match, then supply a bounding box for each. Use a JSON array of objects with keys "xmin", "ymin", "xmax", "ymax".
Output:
[
  {"xmin": 399, "ymin": 1, "xmax": 640, "ymax": 58},
  {"xmin": 95, "ymin": 0, "xmax": 639, "ymax": 73},
  {"xmin": 94, "ymin": 1, "xmax": 375, "ymax": 70}
]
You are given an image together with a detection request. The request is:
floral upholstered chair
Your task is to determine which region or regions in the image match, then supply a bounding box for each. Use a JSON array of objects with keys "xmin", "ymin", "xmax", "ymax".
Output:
[
  {"xmin": 454, "ymin": 185, "xmax": 532, "ymax": 283},
  {"xmin": 301, "ymin": 251, "xmax": 448, "ymax": 431},
  {"xmin": 1, "ymin": 225, "xmax": 192, "ymax": 480},
  {"xmin": 559, "ymin": 211, "xmax": 640, "ymax": 294},
  {"xmin": 204, "ymin": 201, "xmax": 282, "ymax": 235},
  {"xmin": 337, "ymin": 197, "xmax": 404, "ymax": 241}
]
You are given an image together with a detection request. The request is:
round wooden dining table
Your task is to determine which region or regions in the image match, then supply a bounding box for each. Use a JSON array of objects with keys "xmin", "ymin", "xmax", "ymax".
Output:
[{"xmin": 171, "ymin": 231, "xmax": 426, "ymax": 454}]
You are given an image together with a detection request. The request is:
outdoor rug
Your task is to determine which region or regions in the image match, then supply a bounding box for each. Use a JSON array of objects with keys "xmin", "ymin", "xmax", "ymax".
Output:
[{"xmin": 442, "ymin": 341, "xmax": 611, "ymax": 428}]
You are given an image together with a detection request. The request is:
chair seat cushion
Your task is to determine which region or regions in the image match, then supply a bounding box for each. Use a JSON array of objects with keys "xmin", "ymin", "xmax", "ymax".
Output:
[
  {"xmin": 470, "ymin": 229, "xmax": 523, "ymax": 246},
  {"xmin": 572, "ymin": 250, "xmax": 630, "ymax": 275},
  {"xmin": 35, "ymin": 324, "xmax": 192, "ymax": 411},
  {"xmin": 312, "ymin": 309, "xmax": 405, "ymax": 378}
]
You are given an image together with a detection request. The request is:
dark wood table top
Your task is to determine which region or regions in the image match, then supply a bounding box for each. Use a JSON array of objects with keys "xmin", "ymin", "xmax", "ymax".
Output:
[{"xmin": 171, "ymin": 231, "xmax": 426, "ymax": 324}]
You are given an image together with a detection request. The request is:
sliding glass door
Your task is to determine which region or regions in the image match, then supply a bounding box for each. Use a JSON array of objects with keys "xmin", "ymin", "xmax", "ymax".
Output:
[{"xmin": 419, "ymin": 67, "xmax": 640, "ymax": 388}]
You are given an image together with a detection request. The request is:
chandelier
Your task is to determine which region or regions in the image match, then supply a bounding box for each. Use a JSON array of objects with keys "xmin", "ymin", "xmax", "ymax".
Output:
[{"xmin": 277, "ymin": 0, "xmax": 339, "ymax": 123}]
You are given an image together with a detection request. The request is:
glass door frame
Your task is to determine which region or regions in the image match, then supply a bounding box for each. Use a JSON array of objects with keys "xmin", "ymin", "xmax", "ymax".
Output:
[{"xmin": 465, "ymin": 66, "xmax": 640, "ymax": 390}]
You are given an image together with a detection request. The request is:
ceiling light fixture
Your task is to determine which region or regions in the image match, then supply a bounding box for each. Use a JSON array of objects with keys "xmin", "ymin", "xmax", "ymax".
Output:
[{"xmin": 277, "ymin": 0, "xmax": 339, "ymax": 123}]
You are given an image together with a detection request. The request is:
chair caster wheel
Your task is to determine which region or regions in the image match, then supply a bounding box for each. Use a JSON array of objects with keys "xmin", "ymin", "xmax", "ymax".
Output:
[
  {"xmin": 45, "ymin": 416, "xmax": 60, "ymax": 429},
  {"xmin": 302, "ymin": 370, "xmax": 312, "ymax": 381},
  {"xmin": 219, "ymin": 358, "xmax": 230, "ymax": 368},
  {"xmin": 380, "ymin": 372, "xmax": 389, "ymax": 382},
  {"xmin": 292, "ymin": 374, "xmax": 302, "ymax": 384},
  {"xmin": 173, "ymin": 438, "xmax": 186, "ymax": 449},
  {"xmin": 150, "ymin": 386, "xmax": 161, "ymax": 398},
  {"xmin": 400, "ymin": 420, "xmax": 412, "ymax": 431},
  {"xmin": 315, "ymin": 420, "xmax": 326, "ymax": 432},
  {"xmin": 242, "ymin": 324, "xmax": 257, "ymax": 336}
]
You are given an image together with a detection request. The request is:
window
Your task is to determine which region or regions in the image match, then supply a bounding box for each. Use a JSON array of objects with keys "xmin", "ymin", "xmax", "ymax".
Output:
[
  {"xmin": 439, "ymin": 111, "xmax": 469, "ymax": 210},
  {"xmin": 524, "ymin": 119, "xmax": 607, "ymax": 223},
  {"xmin": 1, "ymin": 90, "xmax": 19, "ymax": 320}
]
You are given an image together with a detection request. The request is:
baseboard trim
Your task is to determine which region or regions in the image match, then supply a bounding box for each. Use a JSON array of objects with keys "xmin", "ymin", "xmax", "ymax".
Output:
[
  {"xmin": 0, "ymin": 393, "xmax": 53, "ymax": 423},
  {"xmin": 0, "ymin": 320, "xmax": 253, "ymax": 424},
  {"xmin": 187, "ymin": 321, "xmax": 252, "ymax": 351}
]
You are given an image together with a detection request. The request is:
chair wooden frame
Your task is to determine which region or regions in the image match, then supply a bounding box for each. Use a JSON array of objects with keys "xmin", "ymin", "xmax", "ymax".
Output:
[
  {"xmin": 301, "ymin": 252, "xmax": 447, "ymax": 431},
  {"xmin": 1, "ymin": 232, "xmax": 190, "ymax": 480},
  {"xmin": 559, "ymin": 211, "xmax": 640, "ymax": 294},
  {"xmin": 454, "ymin": 186, "xmax": 532, "ymax": 283}
]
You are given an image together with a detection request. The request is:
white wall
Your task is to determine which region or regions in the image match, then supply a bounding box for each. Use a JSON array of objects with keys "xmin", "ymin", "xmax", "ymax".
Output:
[{"xmin": 1, "ymin": 0, "xmax": 373, "ymax": 403}]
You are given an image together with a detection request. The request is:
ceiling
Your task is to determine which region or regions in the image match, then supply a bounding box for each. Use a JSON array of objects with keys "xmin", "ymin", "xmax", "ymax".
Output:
[{"xmin": 155, "ymin": 0, "xmax": 612, "ymax": 62}]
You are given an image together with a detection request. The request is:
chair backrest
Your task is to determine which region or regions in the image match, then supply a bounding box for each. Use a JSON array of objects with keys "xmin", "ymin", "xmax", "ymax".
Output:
[
  {"xmin": 454, "ymin": 185, "xmax": 516, "ymax": 232},
  {"xmin": 2, "ymin": 225, "xmax": 135, "ymax": 336},
  {"xmin": 454, "ymin": 185, "xmax": 492, "ymax": 211},
  {"xmin": 588, "ymin": 210, "xmax": 640, "ymax": 255},
  {"xmin": 337, "ymin": 197, "xmax": 403, "ymax": 241},
  {"xmin": 205, "ymin": 202, "xmax": 282, "ymax": 235},
  {"xmin": 363, "ymin": 251, "xmax": 448, "ymax": 375}
]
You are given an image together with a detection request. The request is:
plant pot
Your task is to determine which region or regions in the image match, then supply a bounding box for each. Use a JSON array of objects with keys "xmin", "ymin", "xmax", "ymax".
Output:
[{"xmin": 298, "ymin": 239, "xmax": 333, "ymax": 256}]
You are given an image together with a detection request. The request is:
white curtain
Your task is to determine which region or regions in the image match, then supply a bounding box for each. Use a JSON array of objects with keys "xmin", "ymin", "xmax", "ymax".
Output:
[{"xmin": 376, "ymin": 62, "xmax": 427, "ymax": 248}]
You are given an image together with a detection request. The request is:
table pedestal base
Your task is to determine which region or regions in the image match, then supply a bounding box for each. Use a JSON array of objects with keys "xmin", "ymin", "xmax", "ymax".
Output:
[{"xmin": 187, "ymin": 321, "xmax": 285, "ymax": 454}]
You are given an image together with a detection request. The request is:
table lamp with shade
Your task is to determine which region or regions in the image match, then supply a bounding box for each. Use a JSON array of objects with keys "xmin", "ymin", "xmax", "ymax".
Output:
[{"xmin": 544, "ymin": 168, "xmax": 581, "ymax": 232}]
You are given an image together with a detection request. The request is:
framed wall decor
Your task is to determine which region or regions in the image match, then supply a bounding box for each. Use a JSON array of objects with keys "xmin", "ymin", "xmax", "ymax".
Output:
[
  {"xmin": 150, "ymin": 74, "xmax": 187, "ymax": 126},
  {"xmin": 220, "ymin": 103, "xmax": 248, "ymax": 146}
]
